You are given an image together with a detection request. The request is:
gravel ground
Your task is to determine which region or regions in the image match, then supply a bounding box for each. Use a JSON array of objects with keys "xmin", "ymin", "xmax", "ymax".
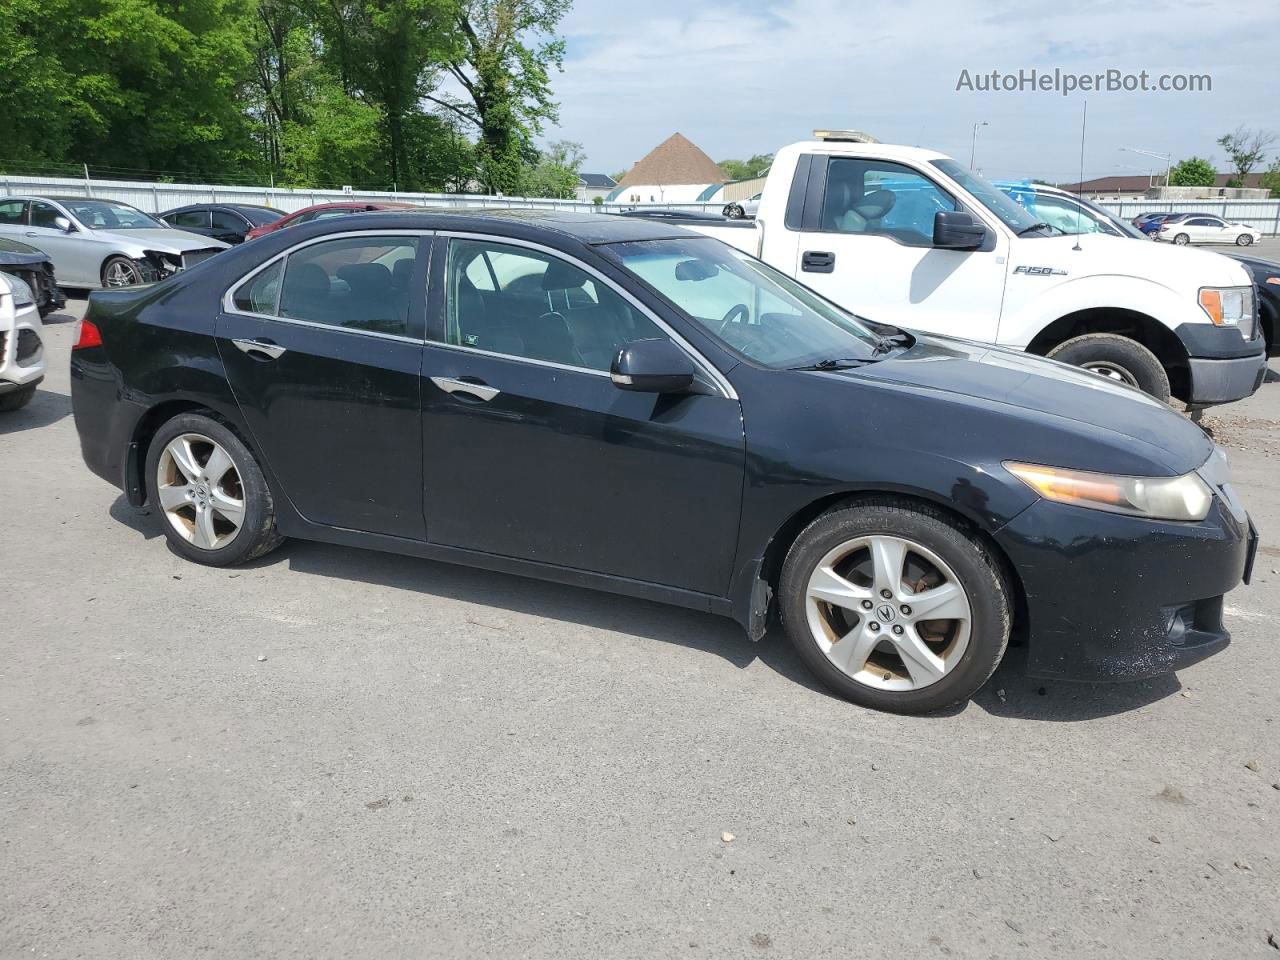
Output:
[{"xmin": 2, "ymin": 294, "xmax": 1278, "ymax": 960}]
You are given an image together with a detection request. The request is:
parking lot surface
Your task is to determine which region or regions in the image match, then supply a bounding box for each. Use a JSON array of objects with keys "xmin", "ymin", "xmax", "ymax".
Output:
[{"xmin": 2, "ymin": 292, "xmax": 1278, "ymax": 959}]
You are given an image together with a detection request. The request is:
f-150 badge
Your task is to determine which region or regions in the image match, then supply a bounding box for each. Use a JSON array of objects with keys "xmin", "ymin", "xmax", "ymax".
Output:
[{"xmin": 1013, "ymin": 265, "xmax": 1068, "ymax": 276}]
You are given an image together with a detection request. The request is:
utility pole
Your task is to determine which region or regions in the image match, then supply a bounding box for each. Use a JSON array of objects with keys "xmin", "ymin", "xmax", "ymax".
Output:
[
  {"xmin": 970, "ymin": 121, "xmax": 988, "ymax": 168},
  {"xmin": 1120, "ymin": 147, "xmax": 1172, "ymax": 189}
]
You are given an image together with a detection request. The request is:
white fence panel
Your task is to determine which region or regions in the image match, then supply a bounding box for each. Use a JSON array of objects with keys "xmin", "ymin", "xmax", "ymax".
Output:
[{"xmin": 1094, "ymin": 198, "xmax": 1280, "ymax": 236}]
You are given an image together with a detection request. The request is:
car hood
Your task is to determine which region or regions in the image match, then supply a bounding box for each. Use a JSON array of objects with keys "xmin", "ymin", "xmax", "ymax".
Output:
[
  {"xmin": 840, "ymin": 335, "xmax": 1213, "ymax": 475},
  {"xmin": 1039, "ymin": 231, "xmax": 1252, "ymax": 288},
  {"xmin": 92, "ymin": 228, "xmax": 230, "ymax": 253},
  {"xmin": 1225, "ymin": 252, "xmax": 1280, "ymax": 278},
  {"xmin": 0, "ymin": 237, "xmax": 51, "ymax": 265}
]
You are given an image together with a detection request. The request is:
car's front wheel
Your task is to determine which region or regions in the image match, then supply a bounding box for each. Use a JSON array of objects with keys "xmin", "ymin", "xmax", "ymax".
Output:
[
  {"xmin": 1173, "ymin": 233, "xmax": 1191, "ymax": 245},
  {"xmin": 1047, "ymin": 333, "xmax": 1171, "ymax": 403},
  {"xmin": 1236, "ymin": 233, "xmax": 1254, "ymax": 246},
  {"xmin": 0, "ymin": 383, "xmax": 36, "ymax": 412},
  {"xmin": 145, "ymin": 413, "xmax": 283, "ymax": 566},
  {"xmin": 779, "ymin": 498, "xmax": 1011, "ymax": 714},
  {"xmin": 101, "ymin": 256, "xmax": 144, "ymax": 288}
]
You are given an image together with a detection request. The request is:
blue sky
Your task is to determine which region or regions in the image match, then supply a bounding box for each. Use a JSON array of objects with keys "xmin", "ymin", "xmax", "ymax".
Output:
[{"xmin": 542, "ymin": 0, "xmax": 1278, "ymax": 182}]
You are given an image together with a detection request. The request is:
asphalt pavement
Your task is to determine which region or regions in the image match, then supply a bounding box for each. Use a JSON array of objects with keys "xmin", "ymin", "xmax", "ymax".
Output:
[{"xmin": 2, "ymin": 287, "xmax": 1278, "ymax": 959}]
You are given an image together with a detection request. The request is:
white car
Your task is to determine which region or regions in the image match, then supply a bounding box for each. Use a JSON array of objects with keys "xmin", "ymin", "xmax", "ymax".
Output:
[
  {"xmin": 0, "ymin": 196, "xmax": 229, "ymax": 289},
  {"xmin": 0, "ymin": 272, "xmax": 45, "ymax": 412},
  {"xmin": 1158, "ymin": 215, "xmax": 1262, "ymax": 247},
  {"xmin": 722, "ymin": 192, "xmax": 762, "ymax": 219}
]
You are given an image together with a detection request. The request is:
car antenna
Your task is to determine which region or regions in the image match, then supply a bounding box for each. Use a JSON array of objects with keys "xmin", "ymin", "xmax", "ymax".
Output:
[{"xmin": 1072, "ymin": 100, "xmax": 1087, "ymax": 252}]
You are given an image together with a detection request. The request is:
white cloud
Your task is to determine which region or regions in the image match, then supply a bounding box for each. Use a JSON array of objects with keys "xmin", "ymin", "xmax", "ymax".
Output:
[{"xmin": 548, "ymin": 0, "xmax": 1278, "ymax": 182}]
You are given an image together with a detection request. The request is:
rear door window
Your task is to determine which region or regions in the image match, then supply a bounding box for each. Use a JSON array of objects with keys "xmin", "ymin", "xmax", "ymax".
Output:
[
  {"xmin": 171, "ymin": 209, "xmax": 211, "ymax": 229},
  {"xmin": 276, "ymin": 235, "xmax": 420, "ymax": 337},
  {"xmin": 0, "ymin": 200, "xmax": 25, "ymax": 225}
]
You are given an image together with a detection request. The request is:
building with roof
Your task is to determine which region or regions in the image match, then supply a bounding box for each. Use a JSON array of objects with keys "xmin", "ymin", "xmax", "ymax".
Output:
[
  {"xmin": 1058, "ymin": 172, "xmax": 1271, "ymax": 200},
  {"xmin": 606, "ymin": 133, "xmax": 729, "ymax": 204},
  {"xmin": 575, "ymin": 173, "xmax": 617, "ymax": 202}
]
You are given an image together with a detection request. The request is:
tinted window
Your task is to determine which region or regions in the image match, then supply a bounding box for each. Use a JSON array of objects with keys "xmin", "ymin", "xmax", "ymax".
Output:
[
  {"xmin": 1187, "ymin": 218, "xmax": 1216, "ymax": 227},
  {"xmin": 211, "ymin": 210, "xmax": 246, "ymax": 232},
  {"xmin": 29, "ymin": 201, "xmax": 64, "ymax": 229},
  {"xmin": 444, "ymin": 239, "xmax": 665, "ymax": 371},
  {"xmin": 233, "ymin": 260, "xmax": 283, "ymax": 314},
  {"xmin": 822, "ymin": 158, "xmax": 955, "ymax": 244},
  {"xmin": 0, "ymin": 200, "xmax": 24, "ymax": 225},
  {"xmin": 277, "ymin": 235, "xmax": 418, "ymax": 336},
  {"xmin": 170, "ymin": 210, "xmax": 210, "ymax": 229},
  {"xmin": 240, "ymin": 207, "xmax": 285, "ymax": 226}
]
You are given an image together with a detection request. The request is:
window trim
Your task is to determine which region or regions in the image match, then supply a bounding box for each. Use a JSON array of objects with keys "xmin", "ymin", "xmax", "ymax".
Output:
[
  {"xmin": 435, "ymin": 230, "xmax": 738, "ymax": 400},
  {"xmin": 221, "ymin": 228, "xmax": 435, "ymax": 344}
]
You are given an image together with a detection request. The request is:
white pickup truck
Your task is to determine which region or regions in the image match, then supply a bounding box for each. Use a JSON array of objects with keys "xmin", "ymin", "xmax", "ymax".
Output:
[{"xmin": 677, "ymin": 133, "xmax": 1268, "ymax": 406}]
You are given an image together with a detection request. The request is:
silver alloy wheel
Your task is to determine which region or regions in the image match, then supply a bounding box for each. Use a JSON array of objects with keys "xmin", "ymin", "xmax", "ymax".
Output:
[
  {"xmin": 1173, "ymin": 233, "xmax": 1190, "ymax": 245},
  {"xmin": 104, "ymin": 259, "xmax": 142, "ymax": 287},
  {"xmin": 1237, "ymin": 234, "xmax": 1253, "ymax": 246},
  {"xmin": 155, "ymin": 433, "xmax": 246, "ymax": 550},
  {"xmin": 804, "ymin": 535, "xmax": 972, "ymax": 691},
  {"xmin": 1080, "ymin": 360, "xmax": 1139, "ymax": 386}
]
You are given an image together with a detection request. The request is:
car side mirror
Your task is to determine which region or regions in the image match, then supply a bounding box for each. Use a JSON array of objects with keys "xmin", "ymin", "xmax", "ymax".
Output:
[
  {"xmin": 611, "ymin": 339, "xmax": 696, "ymax": 394},
  {"xmin": 933, "ymin": 210, "xmax": 986, "ymax": 249},
  {"xmin": 54, "ymin": 216, "xmax": 73, "ymax": 233}
]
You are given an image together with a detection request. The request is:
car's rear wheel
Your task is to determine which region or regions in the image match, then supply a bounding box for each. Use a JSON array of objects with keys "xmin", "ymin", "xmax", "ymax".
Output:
[
  {"xmin": 145, "ymin": 413, "xmax": 283, "ymax": 566},
  {"xmin": 101, "ymin": 256, "xmax": 144, "ymax": 288},
  {"xmin": 1173, "ymin": 233, "xmax": 1190, "ymax": 245},
  {"xmin": 779, "ymin": 498, "xmax": 1011, "ymax": 714},
  {"xmin": 1047, "ymin": 333, "xmax": 1171, "ymax": 403},
  {"xmin": 0, "ymin": 383, "xmax": 36, "ymax": 412},
  {"xmin": 1236, "ymin": 234, "xmax": 1254, "ymax": 246}
]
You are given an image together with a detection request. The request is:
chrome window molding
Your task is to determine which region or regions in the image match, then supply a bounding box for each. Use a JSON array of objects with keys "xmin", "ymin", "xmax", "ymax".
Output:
[
  {"xmin": 221, "ymin": 228, "xmax": 435, "ymax": 342},
  {"xmin": 437, "ymin": 230, "xmax": 739, "ymax": 400}
]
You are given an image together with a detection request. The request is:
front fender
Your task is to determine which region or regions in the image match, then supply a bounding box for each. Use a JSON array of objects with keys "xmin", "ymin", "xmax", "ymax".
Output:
[{"xmin": 1001, "ymin": 274, "xmax": 1199, "ymax": 350}]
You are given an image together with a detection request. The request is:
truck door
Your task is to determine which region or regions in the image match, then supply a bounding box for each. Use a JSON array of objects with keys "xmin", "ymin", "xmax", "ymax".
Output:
[{"xmin": 784, "ymin": 155, "xmax": 1007, "ymax": 342}]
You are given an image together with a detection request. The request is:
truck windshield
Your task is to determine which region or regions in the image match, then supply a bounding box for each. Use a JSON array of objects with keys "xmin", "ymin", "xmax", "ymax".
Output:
[
  {"xmin": 605, "ymin": 237, "xmax": 882, "ymax": 369},
  {"xmin": 931, "ymin": 159, "xmax": 1052, "ymax": 237}
]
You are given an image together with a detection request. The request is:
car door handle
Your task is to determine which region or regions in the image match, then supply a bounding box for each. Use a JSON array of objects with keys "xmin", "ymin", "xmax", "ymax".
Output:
[
  {"xmin": 802, "ymin": 250, "xmax": 836, "ymax": 273},
  {"xmin": 232, "ymin": 338, "xmax": 287, "ymax": 360},
  {"xmin": 430, "ymin": 376, "xmax": 500, "ymax": 402},
  {"xmin": 24, "ymin": 231, "xmax": 37, "ymax": 238}
]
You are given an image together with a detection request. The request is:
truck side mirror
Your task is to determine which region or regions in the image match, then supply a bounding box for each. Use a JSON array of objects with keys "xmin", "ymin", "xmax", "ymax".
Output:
[{"xmin": 933, "ymin": 211, "xmax": 986, "ymax": 250}]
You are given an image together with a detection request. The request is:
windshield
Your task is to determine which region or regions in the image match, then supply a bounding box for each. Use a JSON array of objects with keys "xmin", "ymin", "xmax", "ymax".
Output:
[
  {"xmin": 930, "ymin": 159, "xmax": 1050, "ymax": 236},
  {"xmin": 605, "ymin": 237, "xmax": 882, "ymax": 369},
  {"xmin": 61, "ymin": 200, "xmax": 163, "ymax": 230}
]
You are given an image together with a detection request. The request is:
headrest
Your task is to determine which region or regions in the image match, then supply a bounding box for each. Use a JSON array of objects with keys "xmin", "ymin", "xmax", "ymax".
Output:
[
  {"xmin": 284, "ymin": 262, "xmax": 330, "ymax": 297},
  {"xmin": 541, "ymin": 259, "xmax": 587, "ymax": 292},
  {"xmin": 851, "ymin": 188, "xmax": 896, "ymax": 221}
]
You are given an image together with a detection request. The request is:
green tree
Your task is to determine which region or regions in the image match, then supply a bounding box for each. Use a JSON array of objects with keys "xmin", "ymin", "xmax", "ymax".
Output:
[
  {"xmin": 427, "ymin": 0, "xmax": 571, "ymax": 194},
  {"xmin": 520, "ymin": 138, "xmax": 582, "ymax": 197},
  {"xmin": 1217, "ymin": 126, "xmax": 1276, "ymax": 184},
  {"xmin": 1259, "ymin": 159, "xmax": 1280, "ymax": 199},
  {"xmin": 1168, "ymin": 156, "xmax": 1216, "ymax": 187},
  {"xmin": 717, "ymin": 153, "xmax": 772, "ymax": 181}
]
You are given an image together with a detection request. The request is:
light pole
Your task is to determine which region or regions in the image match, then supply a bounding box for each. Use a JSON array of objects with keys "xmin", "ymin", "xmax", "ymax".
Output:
[
  {"xmin": 1120, "ymin": 147, "xmax": 1172, "ymax": 189},
  {"xmin": 970, "ymin": 121, "xmax": 988, "ymax": 169}
]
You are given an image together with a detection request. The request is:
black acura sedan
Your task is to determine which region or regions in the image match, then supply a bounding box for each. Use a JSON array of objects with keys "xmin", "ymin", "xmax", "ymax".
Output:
[{"xmin": 70, "ymin": 211, "xmax": 1257, "ymax": 713}]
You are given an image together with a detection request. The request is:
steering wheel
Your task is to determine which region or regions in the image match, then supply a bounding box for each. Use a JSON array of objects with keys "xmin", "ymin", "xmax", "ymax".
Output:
[{"xmin": 718, "ymin": 303, "xmax": 750, "ymax": 335}]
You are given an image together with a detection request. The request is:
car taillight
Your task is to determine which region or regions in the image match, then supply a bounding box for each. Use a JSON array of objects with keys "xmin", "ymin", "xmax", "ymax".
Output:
[{"xmin": 74, "ymin": 318, "xmax": 103, "ymax": 349}]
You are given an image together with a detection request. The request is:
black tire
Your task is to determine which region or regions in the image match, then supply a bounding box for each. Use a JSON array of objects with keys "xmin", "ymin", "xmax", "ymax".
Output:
[
  {"xmin": 0, "ymin": 383, "xmax": 36, "ymax": 411},
  {"xmin": 723, "ymin": 202, "xmax": 745, "ymax": 219},
  {"xmin": 779, "ymin": 497, "xmax": 1012, "ymax": 714},
  {"xmin": 144, "ymin": 412, "xmax": 284, "ymax": 566},
  {"xmin": 1236, "ymin": 234, "xmax": 1253, "ymax": 246},
  {"xmin": 100, "ymin": 255, "xmax": 144, "ymax": 288},
  {"xmin": 1047, "ymin": 333, "xmax": 1171, "ymax": 403},
  {"xmin": 1173, "ymin": 233, "xmax": 1190, "ymax": 246}
]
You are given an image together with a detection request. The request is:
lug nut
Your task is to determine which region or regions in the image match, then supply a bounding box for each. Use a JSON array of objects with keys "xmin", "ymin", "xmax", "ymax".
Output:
[
  {"xmin": 861, "ymin": 600, "xmax": 873, "ymax": 610},
  {"xmin": 900, "ymin": 605, "xmax": 912, "ymax": 616},
  {"xmin": 892, "ymin": 625, "xmax": 904, "ymax": 635},
  {"xmin": 868, "ymin": 621, "xmax": 880, "ymax": 632},
  {"xmin": 880, "ymin": 589, "xmax": 892, "ymax": 599}
]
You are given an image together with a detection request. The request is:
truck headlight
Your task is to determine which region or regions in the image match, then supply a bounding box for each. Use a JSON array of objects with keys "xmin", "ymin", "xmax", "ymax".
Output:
[
  {"xmin": 1198, "ymin": 285, "xmax": 1254, "ymax": 336},
  {"xmin": 1004, "ymin": 462, "xmax": 1213, "ymax": 521}
]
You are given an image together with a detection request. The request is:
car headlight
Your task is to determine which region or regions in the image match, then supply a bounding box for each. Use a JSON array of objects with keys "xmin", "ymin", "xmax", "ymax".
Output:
[
  {"xmin": 1, "ymin": 271, "xmax": 36, "ymax": 307},
  {"xmin": 1198, "ymin": 285, "xmax": 1254, "ymax": 336},
  {"xmin": 1004, "ymin": 461, "xmax": 1213, "ymax": 521}
]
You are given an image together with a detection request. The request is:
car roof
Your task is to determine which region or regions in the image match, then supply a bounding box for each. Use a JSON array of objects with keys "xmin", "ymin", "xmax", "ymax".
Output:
[
  {"xmin": 298, "ymin": 207, "xmax": 702, "ymax": 245},
  {"xmin": 288, "ymin": 201, "xmax": 417, "ymax": 214}
]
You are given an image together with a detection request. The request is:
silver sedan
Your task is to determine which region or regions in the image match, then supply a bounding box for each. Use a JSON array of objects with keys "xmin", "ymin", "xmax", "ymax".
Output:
[{"xmin": 0, "ymin": 196, "xmax": 229, "ymax": 289}]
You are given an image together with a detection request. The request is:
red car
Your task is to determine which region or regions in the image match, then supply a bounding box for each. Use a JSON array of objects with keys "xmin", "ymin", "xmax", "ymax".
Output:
[{"xmin": 244, "ymin": 201, "xmax": 418, "ymax": 240}]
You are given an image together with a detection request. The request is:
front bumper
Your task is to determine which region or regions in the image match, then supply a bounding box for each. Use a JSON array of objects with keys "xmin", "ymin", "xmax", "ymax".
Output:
[
  {"xmin": 1174, "ymin": 321, "xmax": 1268, "ymax": 405},
  {"xmin": 0, "ymin": 310, "xmax": 46, "ymax": 388},
  {"xmin": 995, "ymin": 496, "xmax": 1252, "ymax": 682}
]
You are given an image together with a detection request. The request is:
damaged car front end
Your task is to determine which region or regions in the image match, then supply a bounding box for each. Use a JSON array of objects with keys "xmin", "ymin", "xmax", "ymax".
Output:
[{"xmin": 0, "ymin": 238, "xmax": 67, "ymax": 317}]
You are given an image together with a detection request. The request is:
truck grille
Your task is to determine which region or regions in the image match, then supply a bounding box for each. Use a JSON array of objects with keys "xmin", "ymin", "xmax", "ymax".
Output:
[
  {"xmin": 181, "ymin": 249, "xmax": 221, "ymax": 270},
  {"xmin": 16, "ymin": 328, "xmax": 41, "ymax": 364}
]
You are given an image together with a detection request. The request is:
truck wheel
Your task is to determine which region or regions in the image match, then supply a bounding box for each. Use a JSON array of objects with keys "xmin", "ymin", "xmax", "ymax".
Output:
[
  {"xmin": 0, "ymin": 383, "xmax": 37, "ymax": 412},
  {"xmin": 1236, "ymin": 234, "xmax": 1254, "ymax": 246},
  {"xmin": 779, "ymin": 497, "xmax": 1012, "ymax": 715},
  {"xmin": 1047, "ymin": 333, "xmax": 1171, "ymax": 402},
  {"xmin": 101, "ymin": 256, "xmax": 144, "ymax": 288},
  {"xmin": 1172, "ymin": 233, "xmax": 1190, "ymax": 246}
]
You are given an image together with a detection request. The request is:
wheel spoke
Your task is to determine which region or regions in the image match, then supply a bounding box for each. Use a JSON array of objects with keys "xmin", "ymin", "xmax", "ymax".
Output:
[
  {"xmin": 907, "ymin": 582, "xmax": 968, "ymax": 622},
  {"xmin": 211, "ymin": 490, "xmax": 245, "ymax": 529},
  {"xmin": 827, "ymin": 625, "xmax": 881, "ymax": 676},
  {"xmin": 808, "ymin": 564, "xmax": 870, "ymax": 611},
  {"xmin": 168, "ymin": 439, "xmax": 201, "ymax": 483},
  {"xmin": 157, "ymin": 483, "xmax": 190, "ymax": 512},
  {"xmin": 203, "ymin": 445, "xmax": 234, "ymax": 487},
  {"xmin": 194, "ymin": 505, "xmax": 219, "ymax": 549},
  {"xmin": 892, "ymin": 626, "xmax": 946, "ymax": 686},
  {"xmin": 870, "ymin": 537, "xmax": 907, "ymax": 595}
]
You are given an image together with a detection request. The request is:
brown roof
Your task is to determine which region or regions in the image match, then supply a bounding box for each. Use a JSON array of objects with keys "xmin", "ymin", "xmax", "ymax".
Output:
[
  {"xmin": 616, "ymin": 133, "xmax": 728, "ymax": 188},
  {"xmin": 1061, "ymin": 172, "xmax": 1267, "ymax": 192}
]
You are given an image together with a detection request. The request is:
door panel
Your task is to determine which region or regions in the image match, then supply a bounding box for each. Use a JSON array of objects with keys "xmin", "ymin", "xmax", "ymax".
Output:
[
  {"xmin": 792, "ymin": 156, "xmax": 1007, "ymax": 342},
  {"xmin": 420, "ymin": 346, "xmax": 745, "ymax": 594},
  {"xmin": 27, "ymin": 201, "xmax": 97, "ymax": 286}
]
